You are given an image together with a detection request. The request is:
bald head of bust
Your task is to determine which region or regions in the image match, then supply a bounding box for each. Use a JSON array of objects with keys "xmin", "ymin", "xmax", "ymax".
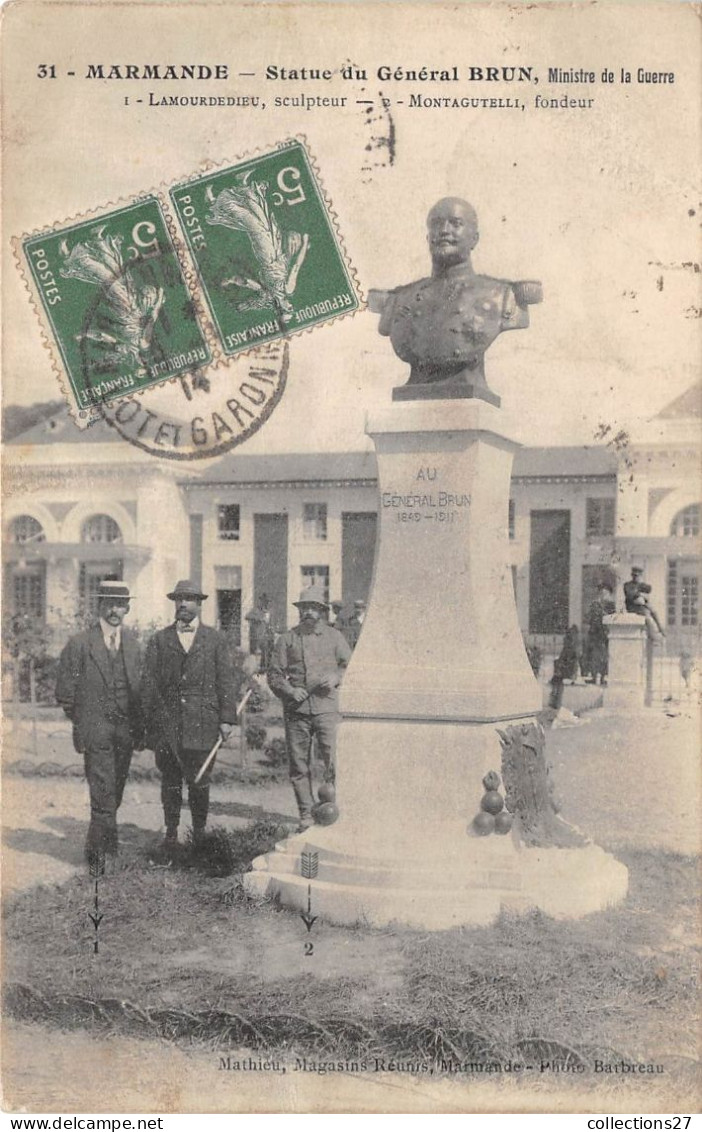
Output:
[{"xmin": 426, "ymin": 198, "xmax": 479, "ymax": 271}]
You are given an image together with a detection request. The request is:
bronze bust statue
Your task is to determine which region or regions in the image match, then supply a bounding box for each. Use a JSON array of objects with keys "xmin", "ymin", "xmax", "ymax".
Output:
[{"xmin": 369, "ymin": 198, "xmax": 542, "ymax": 404}]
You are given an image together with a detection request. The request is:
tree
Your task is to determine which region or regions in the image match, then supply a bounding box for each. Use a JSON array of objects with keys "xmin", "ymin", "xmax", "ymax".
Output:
[{"xmin": 2, "ymin": 401, "xmax": 65, "ymax": 442}]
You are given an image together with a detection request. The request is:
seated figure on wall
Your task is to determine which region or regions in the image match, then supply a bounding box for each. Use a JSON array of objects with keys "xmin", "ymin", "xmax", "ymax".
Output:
[{"xmin": 623, "ymin": 566, "xmax": 665, "ymax": 639}]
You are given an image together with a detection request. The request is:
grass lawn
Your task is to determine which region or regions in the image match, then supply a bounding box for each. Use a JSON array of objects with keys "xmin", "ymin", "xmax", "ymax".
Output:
[
  {"xmin": 3, "ymin": 708, "xmax": 699, "ymax": 1108},
  {"xmin": 3, "ymin": 821, "xmax": 698, "ymax": 1100}
]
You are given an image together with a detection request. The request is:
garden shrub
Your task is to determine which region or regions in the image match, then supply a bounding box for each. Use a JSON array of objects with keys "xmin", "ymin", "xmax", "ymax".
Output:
[{"xmin": 245, "ymin": 722, "xmax": 267, "ymax": 750}]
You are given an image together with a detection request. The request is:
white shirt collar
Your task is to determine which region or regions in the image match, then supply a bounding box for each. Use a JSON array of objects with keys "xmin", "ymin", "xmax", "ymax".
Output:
[
  {"xmin": 99, "ymin": 619, "xmax": 121, "ymax": 650},
  {"xmin": 176, "ymin": 617, "xmax": 199, "ymax": 652},
  {"xmin": 176, "ymin": 617, "xmax": 199, "ymax": 634}
]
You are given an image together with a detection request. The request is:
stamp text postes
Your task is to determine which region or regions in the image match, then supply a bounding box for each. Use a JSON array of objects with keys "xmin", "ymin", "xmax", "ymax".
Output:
[
  {"xmin": 23, "ymin": 198, "xmax": 212, "ymax": 417},
  {"xmin": 170, "ymin": 140, "xmax": 361, "ymax": 357}
]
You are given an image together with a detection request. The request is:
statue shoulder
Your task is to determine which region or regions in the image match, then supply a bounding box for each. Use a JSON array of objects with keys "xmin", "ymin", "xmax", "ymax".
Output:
[
  {"xmin": 370, "ymin": 278, "xmax": 432, "ymax": 335},
  {"xmin": 473, "ymin": 274, "xmax": 543, "ymax": 307},
  {"xmin": 369, "ymin": 277, "xmax": 431, "ymax": 313}
]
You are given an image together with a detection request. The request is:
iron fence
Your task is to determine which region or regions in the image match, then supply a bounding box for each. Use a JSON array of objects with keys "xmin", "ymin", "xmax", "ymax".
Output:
[
  {"xmin": 523, "ymin": 634, "xmax": 565, "ymax": 682},
  {"xmin": 645, "ymin": 639, "xmax": 701, "ymax": 706}
]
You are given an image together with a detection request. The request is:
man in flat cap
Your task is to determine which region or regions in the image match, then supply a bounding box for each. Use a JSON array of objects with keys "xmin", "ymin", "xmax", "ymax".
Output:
[
  {"xmin": 624, "ymin": 565, "xmax": 665, "ymax": 638},
  {"xmin": 56, "ymin": 579, "xmax": 143, "ymax": 871},
  {"xmin": 142, "ymin": 580, "xmax": 239, "ymax": 855},
  {"xmin": 268, "ymin": 586, "xmax": 351, "ymax": 831}
]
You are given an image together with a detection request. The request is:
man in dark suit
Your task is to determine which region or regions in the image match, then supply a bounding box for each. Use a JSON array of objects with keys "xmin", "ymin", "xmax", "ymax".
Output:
[
  {"xmin": 586, "ymin": 584, "xmax": 616, "ymax": 685},
  {"xmin": 343, "ymin": 599, "xmax": 367, "ymax": 650},
  {"xmin": 56, "ymin": 580, "xmax": 143, "ymax": 870},
  {"xmin": 329, "ymin": 600, "xmax": 346, "ymax": 632},
  {"xmin": 142, "ymin": 579, "xmax": 239, "ymax": 854},
  {"xmin": 244, "ymin": 592, "xmax": 276, "ymax": 671}
]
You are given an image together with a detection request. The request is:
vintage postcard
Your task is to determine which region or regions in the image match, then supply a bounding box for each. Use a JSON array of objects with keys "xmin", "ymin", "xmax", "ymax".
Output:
[{"xmin": 2, "ymin": 0, "xmax": 700, "ymax": 1119}]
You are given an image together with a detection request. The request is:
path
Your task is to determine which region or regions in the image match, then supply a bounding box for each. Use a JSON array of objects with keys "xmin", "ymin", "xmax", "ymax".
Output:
[{"xmin": 3, "ymin": 707, "xmax": 698, "ymax": 897}]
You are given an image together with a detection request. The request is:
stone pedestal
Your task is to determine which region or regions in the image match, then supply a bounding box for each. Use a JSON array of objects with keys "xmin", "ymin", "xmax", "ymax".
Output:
[
  {"xmin": 245, "ymin": 402, "xmax": 628, "ymax": 929},
  {"xmin": 341, "ymin": 402, "xmax": 538, "ymax": 725},
  {"xmin": 603, "ymin": 613, "xmax": 647, "ymax": 711}
]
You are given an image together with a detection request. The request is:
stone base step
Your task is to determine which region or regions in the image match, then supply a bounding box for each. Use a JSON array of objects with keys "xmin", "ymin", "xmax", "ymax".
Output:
[{"xmin": 243, "ymin": 837, "xmax": 629, "ymax": 930}]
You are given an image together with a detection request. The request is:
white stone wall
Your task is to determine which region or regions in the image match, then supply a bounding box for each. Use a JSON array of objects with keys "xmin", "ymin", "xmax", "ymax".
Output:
[
  {"xmin": 508, "ymin": 478, "xmax": 617, "ymax": 631},
  {"xmin": 3, "ymin": 449, "xmax": 188, "ymax": 635},
  {"xmin": 134, "ymin": 471, "xmax": 190, "ymax": 626},
  {"xmin": 189, "ymin": 481, "xmax": 378, "ymax": 630},
  {"xmin": 6, "ymin": 427, "xmax": 696, "ymax": 646}
]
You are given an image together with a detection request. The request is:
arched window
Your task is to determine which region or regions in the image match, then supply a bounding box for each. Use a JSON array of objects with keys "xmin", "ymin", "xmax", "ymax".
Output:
[
  {"xmin": 81, "ymin": 514, "xmax": 123, "ymax": 544},
  {"xmin": 670, "ymin": 504, "xmax": 700, "ymax": 538},
  {"xmin": 9, "ymin": 515, "xmax": 45, "ymax": 544}
]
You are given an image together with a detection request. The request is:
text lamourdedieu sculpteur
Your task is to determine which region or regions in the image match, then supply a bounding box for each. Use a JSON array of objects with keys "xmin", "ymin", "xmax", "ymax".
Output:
[{"xmin": 369, "ymin": 198, "xmax": 543, "ymax": 405}]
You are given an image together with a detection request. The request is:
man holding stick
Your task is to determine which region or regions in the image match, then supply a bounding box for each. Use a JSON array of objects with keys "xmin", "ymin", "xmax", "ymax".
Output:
[
  {"xmin": 268, "ymin": 586, "xmax": 351, "ymax": 831},
  {"xmin": 142, "ymin": 579, "xmax": 239, "ymax": 856}
]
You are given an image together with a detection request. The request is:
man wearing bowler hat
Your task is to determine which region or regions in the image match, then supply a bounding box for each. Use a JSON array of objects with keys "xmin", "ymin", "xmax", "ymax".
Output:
[
  {"xmin": 56, "ymin": 579, "xmax": 144, "ymax": 870},
  {"xmin": 268, "ymin": 586, "xmax": 351, "ymax": 830},
  {"xmin": 142, "ymin": 579, "xmax": 239, "ymax": 855}
]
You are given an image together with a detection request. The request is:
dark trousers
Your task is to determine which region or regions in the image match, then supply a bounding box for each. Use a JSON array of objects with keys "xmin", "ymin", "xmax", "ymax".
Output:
[
  {"xmin": 630, "ymin": 605, "xmax": 665, "ymax": 637},
  {"xmin": 83, "ymin": 721, "xmax": 133, "ymax": 856},
  {"xmin": 155, "ymin": 744, "xmax": 215, "ymax": 834},
  {"xmin": 285, "ymin": 711, "xmax": 339, "ymax": 819},
  {"xmin": 589, "ymin": 637, "xmax": 609, "ymax": 681},
  {"xmin": 548, "ymin": 677, "xmax": 564, "ymax": 711}
]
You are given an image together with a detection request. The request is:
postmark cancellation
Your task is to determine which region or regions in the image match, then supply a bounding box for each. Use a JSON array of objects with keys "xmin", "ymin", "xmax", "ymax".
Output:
[{"xmin": 14, "ymin": 139, "xmax": 362, "ymax": 455}]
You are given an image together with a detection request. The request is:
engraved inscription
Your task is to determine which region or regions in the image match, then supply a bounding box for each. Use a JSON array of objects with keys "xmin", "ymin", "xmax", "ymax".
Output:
[{"xmin": 382, "ymin": 487, "xmax": 470, "ymax": 527}]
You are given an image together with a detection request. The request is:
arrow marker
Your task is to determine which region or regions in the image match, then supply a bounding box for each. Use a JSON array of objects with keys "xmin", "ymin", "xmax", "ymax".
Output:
[
  {"xmin": 300, "ymin": 883, "xmax": 318, "ymax": 932},
  {"xmin": 89, "ymin": 876, "xmax": 104, "ymax": 954}
]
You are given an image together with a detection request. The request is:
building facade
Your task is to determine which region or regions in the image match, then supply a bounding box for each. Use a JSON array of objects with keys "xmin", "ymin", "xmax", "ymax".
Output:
[{"xmin": 4, "ymin": 387, "xmax": 700, "ymax": 655}]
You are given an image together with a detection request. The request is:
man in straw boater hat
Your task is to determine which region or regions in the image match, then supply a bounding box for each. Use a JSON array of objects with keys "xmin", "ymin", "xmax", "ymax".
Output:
[
  {"xmin": 142, "ymin": 579, "xmax": 239, "ymax": 858},
  {"xmin": 56, "ymin": 578, "xmax": 144, "ymax": 873},
  {"xmin": 268, "ymin": 585, "xmax": 351, "ymax": 831}
]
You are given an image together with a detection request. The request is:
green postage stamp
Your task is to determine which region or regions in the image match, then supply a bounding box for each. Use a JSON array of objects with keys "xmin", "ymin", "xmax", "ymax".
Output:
[
  {"xmin": 170, "ymin": 139, "xmax": 360, "ymax": 355},
  {"xmin": 21, "ymin": 198, "xmax": 212, "ymax": 414},
  {"xmin": 17, "ymin": 140, "xmax": 361, "ymax": 428}
]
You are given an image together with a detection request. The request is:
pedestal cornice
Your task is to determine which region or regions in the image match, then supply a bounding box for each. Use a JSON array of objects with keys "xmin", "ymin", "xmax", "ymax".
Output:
[{"xmin": 366, "ymin": 398, "xmax": 523, "ymax": 449}]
